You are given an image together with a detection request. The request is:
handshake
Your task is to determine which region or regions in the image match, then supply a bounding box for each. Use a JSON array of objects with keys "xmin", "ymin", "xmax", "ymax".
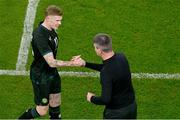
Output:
[{"xmin": 70, "ymin": 55, "xmax": 86, "ymax": 67}]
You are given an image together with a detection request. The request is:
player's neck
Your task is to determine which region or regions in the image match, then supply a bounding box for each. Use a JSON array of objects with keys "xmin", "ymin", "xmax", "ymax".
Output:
[
  {"xmin": 101, "ymin": 51, "xmax": 115, "ymax": 60},
  {"xmin": 42, "ymin": 21, "xmax": 52, "ymax": 31}
]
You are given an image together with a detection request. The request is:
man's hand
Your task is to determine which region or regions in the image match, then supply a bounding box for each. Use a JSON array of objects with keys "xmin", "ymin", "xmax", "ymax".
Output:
[
  {"xmin": 71, "ymin": 55, "xmax": 81, "ymax": 61},
  {"xmin": 87, "ymin": 92, "xmax": 95, "ymax": 102},
  {"xmin": 71, "ymin": 55, "xmax": 86, "ymax": 67}
]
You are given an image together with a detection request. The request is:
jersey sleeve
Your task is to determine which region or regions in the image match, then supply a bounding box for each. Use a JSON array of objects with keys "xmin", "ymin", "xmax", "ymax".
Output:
[{"xmin": 34, "ymin": 33, "xmax": 52, "ymax": 56}]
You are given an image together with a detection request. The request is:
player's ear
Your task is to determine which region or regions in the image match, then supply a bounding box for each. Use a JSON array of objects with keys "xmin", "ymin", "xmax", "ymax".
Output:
[
  {"xmin": 46, "ymin": 15, "xmax": 52, "ymax": 21},
  {"xmin": 99, "ymin": 49, "xmax": 103, "ymax": 55},
  {"xmin": 45, "ymin": 15, "xmax": 49, "ymax": 19},
  {"xmin": 96, "ymin": 48, "xmax": 102, "ymax": 54}
]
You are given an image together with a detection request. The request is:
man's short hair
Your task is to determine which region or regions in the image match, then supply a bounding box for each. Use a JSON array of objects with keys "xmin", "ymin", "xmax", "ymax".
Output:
[
  {"xmin": 93, "ymin": 33, "xmax": 112, "ymax": 52},
  {"xmin": 45, "ymin": 5, "xmax": 63, "ymax": 17}
]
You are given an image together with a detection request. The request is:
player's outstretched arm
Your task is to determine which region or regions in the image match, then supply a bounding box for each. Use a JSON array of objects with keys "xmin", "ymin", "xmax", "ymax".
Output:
[{"xmin": 43, "ymin": 52, "xmax": 81, "ymax": 67}]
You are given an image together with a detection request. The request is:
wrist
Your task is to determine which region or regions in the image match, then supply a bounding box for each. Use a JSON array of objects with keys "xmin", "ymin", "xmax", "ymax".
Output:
[
  {"xmin": 90, "ymin": 95, "xmax": 94, "ymax": 102},
  {"xmin": 84, "ymin": 62, "xmax": 87, "ymax": 67},
  {"xmin": 82, "ymin": 61, "xmax": 86, "ymax": 67}
]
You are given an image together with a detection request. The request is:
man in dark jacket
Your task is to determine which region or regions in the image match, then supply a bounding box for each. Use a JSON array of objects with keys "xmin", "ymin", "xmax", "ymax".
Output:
[{"xmin": 73, "ymin": 33, "xmax": 137, "ymax": 119}]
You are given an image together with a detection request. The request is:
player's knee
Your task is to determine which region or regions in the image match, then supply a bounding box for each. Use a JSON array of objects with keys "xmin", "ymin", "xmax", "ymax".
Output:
[
  {"xmin": 36, "ymin": 105, "xmax": 49, "ymax": 116},
  {"xmin": 49, "ymin": 93, "xmax": 61, "ymax": 107},
  {"xmin": 49, "ymin": 99, "xmax": 60, "ymax": 107}
]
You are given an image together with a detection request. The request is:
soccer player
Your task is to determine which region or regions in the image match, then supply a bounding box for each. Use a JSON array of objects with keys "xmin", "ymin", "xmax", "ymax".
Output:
[
  {"xmin": 19, "ymin": 5, "xmax": 79, "ymax": 119},
  {"xmin": 72, "ymin": 33, "xmax": 137, "ymax": 119}
]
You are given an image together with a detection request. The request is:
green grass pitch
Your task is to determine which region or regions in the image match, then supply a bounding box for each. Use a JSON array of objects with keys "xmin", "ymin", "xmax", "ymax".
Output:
[{"xmin": 0, "ymin": 0, "xmax": 179, "ymax": 119}]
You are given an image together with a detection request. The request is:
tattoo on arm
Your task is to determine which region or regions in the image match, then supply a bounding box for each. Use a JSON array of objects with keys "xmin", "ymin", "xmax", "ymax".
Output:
[{"xmin": 43, "ymin": 52, "xmax": 73, "ymax": 68}]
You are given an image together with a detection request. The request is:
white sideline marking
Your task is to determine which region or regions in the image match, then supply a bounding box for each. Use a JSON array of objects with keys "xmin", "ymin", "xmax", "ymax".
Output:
[
  {"xmin": 16, "ymin": 0, "xmax": 40, "ymax": 71},
  {"xmin": 0, "ymin": 70, "xmax": 179, "ymax": 79}
]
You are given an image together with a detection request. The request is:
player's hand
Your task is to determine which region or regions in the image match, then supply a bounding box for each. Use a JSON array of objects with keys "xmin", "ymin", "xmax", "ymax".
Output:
[
  {"xmin": 87, "ymin": 92, "xmax": 95, "ymax": 102},
  {"xmin": 71, "ymin": 55, "xmax": 85, "ymax": 67}
]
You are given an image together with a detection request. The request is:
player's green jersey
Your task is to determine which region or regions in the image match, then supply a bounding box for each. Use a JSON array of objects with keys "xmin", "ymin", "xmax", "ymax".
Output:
[{"xmin": 30, "ymin": 23, "xmax": 59, "ymax": 83}]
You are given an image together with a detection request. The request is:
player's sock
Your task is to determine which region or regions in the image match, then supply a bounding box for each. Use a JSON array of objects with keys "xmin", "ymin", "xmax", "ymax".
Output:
[
  {"xmin": 18, "ymin": 108, "xmax": 40, "ymax": 119},
  {"xmin": 49, "ymin": 106, "xmax": 61, "ymax": 119}
]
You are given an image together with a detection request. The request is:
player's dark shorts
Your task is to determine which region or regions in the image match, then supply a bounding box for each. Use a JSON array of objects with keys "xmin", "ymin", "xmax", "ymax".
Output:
[{"xmin": 30, "ymin": 69, "xmax": 61, "ymax": 106}]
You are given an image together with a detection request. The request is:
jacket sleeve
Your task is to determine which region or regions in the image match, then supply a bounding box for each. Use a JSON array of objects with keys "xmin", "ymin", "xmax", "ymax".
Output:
[
  {"xmin": 90, "ymin": 71, "xmax": 112, "ymax": 105},
  {"xmin": 85, "ymin": 62, "xmax": 103, "ymax": 71}
]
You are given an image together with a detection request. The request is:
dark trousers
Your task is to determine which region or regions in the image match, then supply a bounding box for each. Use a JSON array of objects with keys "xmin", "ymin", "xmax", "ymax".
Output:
[{"xmin": 103, "ymin": 101, "xmax": 137, "ymax": 119}]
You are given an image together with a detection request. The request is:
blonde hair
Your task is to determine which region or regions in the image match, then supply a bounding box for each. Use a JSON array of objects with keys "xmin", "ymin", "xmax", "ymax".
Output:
[{"xmin": 45, "ymin": 5, "xmax": 63, "ymax": 16}]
